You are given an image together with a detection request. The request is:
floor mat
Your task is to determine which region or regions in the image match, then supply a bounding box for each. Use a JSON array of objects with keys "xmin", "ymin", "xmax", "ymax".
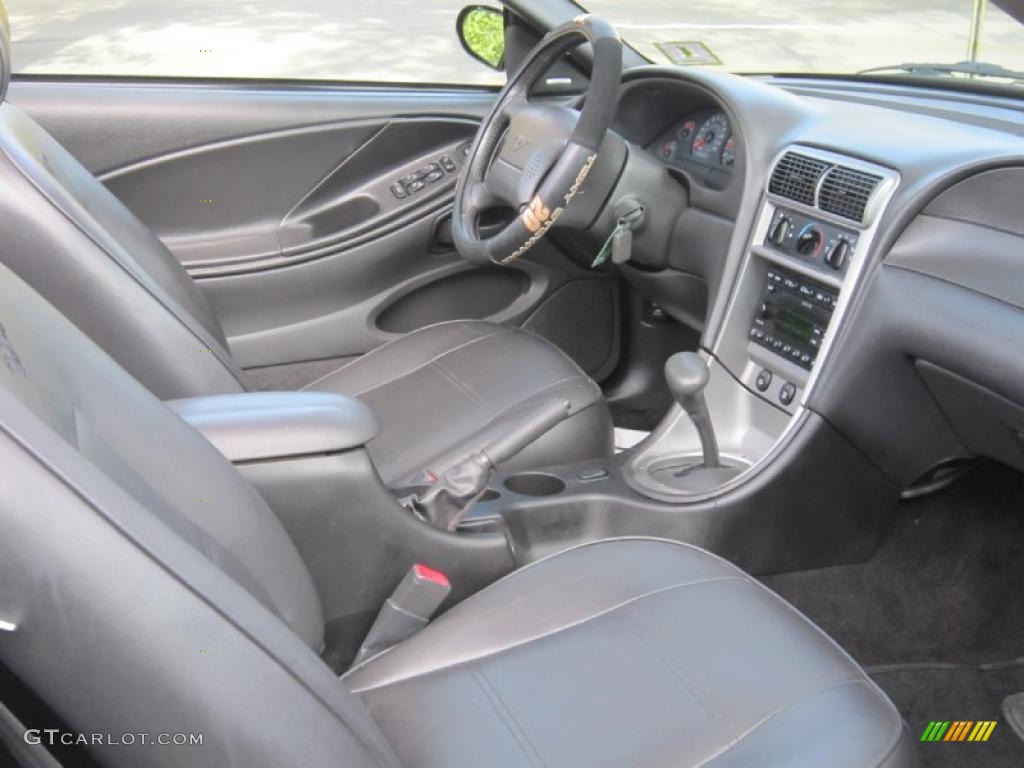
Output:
[
  {"xmin": 761, "ymin": 461, "xmax": 1024, "ymax": 666},
  {"xmin": 868, "ymin": 659, "xmax": 1024, "ymax": 767}
]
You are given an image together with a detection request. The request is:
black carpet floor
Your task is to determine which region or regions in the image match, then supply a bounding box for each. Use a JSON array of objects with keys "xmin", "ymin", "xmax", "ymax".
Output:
[
  {"xmin": 868, "ymin": 660, "xmax": 1024, "ymax": 768},
  {"xmin": 762, "ymin": 461, "xmax": 1024, "ymax": 767}
]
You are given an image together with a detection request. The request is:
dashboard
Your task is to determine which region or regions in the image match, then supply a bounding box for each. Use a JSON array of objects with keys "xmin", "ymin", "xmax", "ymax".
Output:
[{"xmin": 605, "ymin": 65, "xmax": 1024, "ymax": 492}]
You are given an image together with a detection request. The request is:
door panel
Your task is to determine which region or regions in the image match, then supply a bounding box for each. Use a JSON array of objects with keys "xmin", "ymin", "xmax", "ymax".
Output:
[
  {"xmin": 101, "ymin": 117, "xmax": 476, "ymax": 273},
  {"xmin": 8, "ymin": 79, "xmax": 621, "ymax": 379},
  {"xmin": 9, "ymin": 80, "xmax": 498, "ymax": 174},
  {"xmin": 104, "ymin": 120, "xmax": 384, "ymax": 268}
]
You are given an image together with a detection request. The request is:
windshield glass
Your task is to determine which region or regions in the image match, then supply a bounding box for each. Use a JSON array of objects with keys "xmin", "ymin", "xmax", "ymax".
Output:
[{"xmin": 581, "ymin": 0, "xmax": 1024, "ymax": 81}]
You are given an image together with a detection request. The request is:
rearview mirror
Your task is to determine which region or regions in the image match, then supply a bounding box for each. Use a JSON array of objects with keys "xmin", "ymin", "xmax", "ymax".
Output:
[{"xmin": 456, "ymin": 5, "xmax": 505, "ymax": 70}]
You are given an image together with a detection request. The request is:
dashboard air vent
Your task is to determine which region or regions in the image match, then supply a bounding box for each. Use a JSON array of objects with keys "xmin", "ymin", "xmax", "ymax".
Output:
[
  {"xmin": 818, "ymin": 165, "xmax": 883, "ymax": 223},
  {"xmin": 768, "ymin": 152, "xmax": 829, "ymax": 206}
]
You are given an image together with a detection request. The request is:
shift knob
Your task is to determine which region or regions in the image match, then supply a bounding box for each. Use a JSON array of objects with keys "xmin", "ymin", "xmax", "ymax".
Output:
[
  {"xmin": 664, "ymin": 352, "xmax": 720, "ymax": 468},
  {"xmin": 665, "ymin": 351, "xmax": 710, "ymax": 410}
]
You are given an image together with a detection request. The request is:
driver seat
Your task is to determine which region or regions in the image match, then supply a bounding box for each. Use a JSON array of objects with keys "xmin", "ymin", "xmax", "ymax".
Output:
[{"xmin": 0, "ymin": 10, "xmax": 611, "ymax": 487}]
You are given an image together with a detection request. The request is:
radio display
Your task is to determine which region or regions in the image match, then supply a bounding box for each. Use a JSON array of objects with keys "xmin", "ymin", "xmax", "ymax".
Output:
[{"xmin": 775, "ymin": 308, "xmax": 815, "ymax": 344}]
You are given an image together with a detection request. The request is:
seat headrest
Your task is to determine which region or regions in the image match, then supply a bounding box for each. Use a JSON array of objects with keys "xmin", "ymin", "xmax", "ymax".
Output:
[{"xmin": 0, "ymin": 2, "xmax": 9, "ymax": 102}]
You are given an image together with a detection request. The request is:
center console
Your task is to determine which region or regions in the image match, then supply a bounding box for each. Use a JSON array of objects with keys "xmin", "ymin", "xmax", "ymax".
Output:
[{"xmin": 624, "ymin": 146, "xmax": 899, "ymax": 499}]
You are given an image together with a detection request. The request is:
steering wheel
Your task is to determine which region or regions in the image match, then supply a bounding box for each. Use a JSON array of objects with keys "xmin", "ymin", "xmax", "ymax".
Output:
[{"xmin": 452, "ymin": 15, "xmax": 622, "ymax": 265}]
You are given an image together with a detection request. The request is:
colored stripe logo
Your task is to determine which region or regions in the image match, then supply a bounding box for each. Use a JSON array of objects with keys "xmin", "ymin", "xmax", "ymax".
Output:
[{"xmin": 920, "ymin": 721, "xmax": 997, "ymax": 742}]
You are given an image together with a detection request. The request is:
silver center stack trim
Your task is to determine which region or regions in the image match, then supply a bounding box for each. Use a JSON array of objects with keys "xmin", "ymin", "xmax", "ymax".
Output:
[{"xmin": 624, "ymin": 145, "xmax": 899, "ymax": 501}]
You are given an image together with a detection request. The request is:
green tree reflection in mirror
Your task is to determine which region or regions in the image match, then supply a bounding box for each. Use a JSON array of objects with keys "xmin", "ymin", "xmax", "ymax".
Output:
[{"xmin": 463, "ymin": 8, "xmax": 504, "ymax": 68}]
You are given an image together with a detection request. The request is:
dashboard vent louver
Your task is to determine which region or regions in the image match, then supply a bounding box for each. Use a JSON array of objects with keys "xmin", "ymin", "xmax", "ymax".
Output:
[
  {"xmin": 818, "ymin": 166, "xmax": 883, "ymax": 223},
  {"xmin": 768, "ymin": 152, "xmax": 829, "ymax": 206}
]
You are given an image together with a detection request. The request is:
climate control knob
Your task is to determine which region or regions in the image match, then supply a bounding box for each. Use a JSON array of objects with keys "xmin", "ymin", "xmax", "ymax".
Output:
[
  {"xmin": 767, "ymin": 216, "xmax": 790, "ymax": 247},
  {"xmin": 795, "ymin": 225, "xmax": 823, "ymax": 257},
  {"xmin": 825, "ymin": 238, "xmax": 852, "ymax": 270}
]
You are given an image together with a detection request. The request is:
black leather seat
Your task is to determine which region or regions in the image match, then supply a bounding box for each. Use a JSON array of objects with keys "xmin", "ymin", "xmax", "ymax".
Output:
[
  {"xmin": 0, "ymin": 11, "xmax": 611, "ymax": 487},
  {"xmin": 348, "ymin": 538, "xmax": 914, "ymax": 767},
  {"xmin": 299, "ymin": 319, "xmax": 610, "ymax": 486},
  {"xmin": 0, "ymin": 263, "xmax": 914, "ymax": 766}
]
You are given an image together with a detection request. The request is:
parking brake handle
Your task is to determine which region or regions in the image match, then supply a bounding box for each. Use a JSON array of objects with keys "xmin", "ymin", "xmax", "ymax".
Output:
[{"xmin": 407, "ymin": 399, "xmax": 572, "ymax": 531}]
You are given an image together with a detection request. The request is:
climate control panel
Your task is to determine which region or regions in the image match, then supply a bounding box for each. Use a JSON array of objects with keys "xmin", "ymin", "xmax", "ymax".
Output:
[{"xmin": 765, "ymin": 207, "xmax": 857, "ymax": 274}]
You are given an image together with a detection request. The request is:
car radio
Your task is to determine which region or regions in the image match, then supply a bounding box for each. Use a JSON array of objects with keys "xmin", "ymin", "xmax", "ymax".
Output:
[{"xmin": 749, "ymin": 266, "xmax": 837, "ymax": 370}]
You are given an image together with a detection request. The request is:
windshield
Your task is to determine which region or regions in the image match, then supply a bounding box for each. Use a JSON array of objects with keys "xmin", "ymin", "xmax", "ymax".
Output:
[{"xmin": 581, "ymin": 0, "xmax": 1024, "ymax": 81}]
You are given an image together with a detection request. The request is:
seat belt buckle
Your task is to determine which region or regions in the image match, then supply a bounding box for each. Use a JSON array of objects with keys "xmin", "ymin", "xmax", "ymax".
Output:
[{"xmin": 353, "ymin": 564, "xmax": 451, "ymax": 666}]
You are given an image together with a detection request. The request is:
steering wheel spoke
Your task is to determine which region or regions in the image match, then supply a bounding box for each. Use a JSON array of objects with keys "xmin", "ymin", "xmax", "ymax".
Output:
[{"xmin": 466, "ymin": 178, "xmax": 500, "ymax": 212}]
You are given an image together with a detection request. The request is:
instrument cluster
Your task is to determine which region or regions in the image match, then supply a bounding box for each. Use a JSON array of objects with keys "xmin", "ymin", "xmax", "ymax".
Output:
[{"xmin": 651, "ymin": 110, "xmax": 736, "ymax": 174}]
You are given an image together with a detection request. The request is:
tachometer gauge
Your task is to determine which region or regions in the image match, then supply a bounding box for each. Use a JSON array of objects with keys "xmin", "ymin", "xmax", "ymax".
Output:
[
  {"xmin": 658, "ymin": 139, "xmax": 678, "ymax": 161},
  {"xmin": 691, "ymin": 112, "xmax": 729, "ymax": 162},
  {"xmin": 721, "ymin": 137, "xmax": 736, "ymax": 167}
]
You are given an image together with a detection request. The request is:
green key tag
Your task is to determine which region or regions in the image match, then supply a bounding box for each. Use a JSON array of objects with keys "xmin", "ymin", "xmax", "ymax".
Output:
[
  {"xmin": 592, "ymin": 222, "xmax": 627, "ymax": 268},
  {"xmin": 591, "ymin": 205, "xmax": 646, "ymax": 269}
]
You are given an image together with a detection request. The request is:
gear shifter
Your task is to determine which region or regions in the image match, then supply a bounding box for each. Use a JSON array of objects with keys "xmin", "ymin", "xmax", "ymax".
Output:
[{"xmin": 664, "ymin": 352, "xmax": 720, "ymax": 468}]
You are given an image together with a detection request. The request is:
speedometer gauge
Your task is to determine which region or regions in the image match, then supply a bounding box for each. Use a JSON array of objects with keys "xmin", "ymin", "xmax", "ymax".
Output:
[{"xmin": 691, "ymin": 112, "xmax": 729, "ymax": 162}]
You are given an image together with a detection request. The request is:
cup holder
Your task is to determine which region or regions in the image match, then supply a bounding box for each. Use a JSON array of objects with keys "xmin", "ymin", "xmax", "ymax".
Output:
[{"xmin": 504, "ymin": 473, "xmax": 566, "ymax": 497}]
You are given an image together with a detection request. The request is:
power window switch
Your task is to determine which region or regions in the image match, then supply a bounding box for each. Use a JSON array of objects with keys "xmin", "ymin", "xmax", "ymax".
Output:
[{"xmin": 390, "ymin": 183, "xmax": 408, "ymax": 199}]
